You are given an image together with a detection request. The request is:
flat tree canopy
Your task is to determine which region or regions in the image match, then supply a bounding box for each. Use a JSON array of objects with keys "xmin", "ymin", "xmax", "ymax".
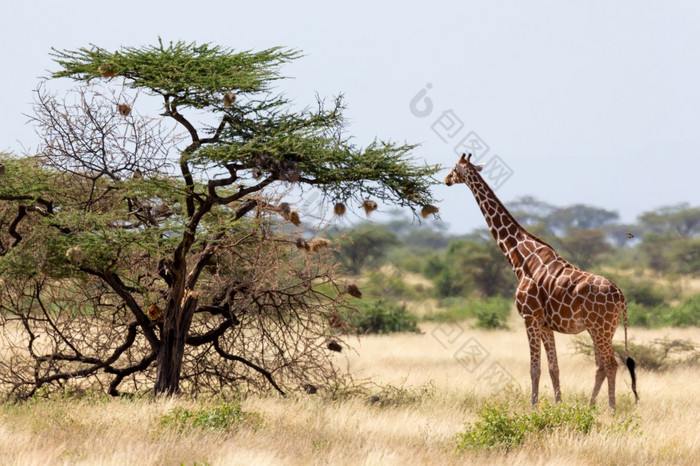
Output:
[{"xmin": 0, "ymin": 40, "xmax": 438, "ymax": 397}]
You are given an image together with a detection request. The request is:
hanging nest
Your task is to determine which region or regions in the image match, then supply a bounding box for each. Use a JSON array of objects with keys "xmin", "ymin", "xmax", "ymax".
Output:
[
  {"xmin": 117, "ymin": 104, "xmax": 131, "ymax": 116},
  {"xmin": 302, "ymin": 384, "xmax": 318, "ymax": 395},
  {"xmin": 326, "ymin": 339, "xmax": 343, "ymax": 353},
  {"xmin": 147, "ymin": 304, "xmax": 163, "ymax": 322},
  {"xmin": 65, "ymin": 246, "xmax": 84, "ymax": 264},
  {"xmin": 327, "ymin": 310, "xmax": 348, "ymax": 330},
  {"xmin": 279, "ymin": 202, "xmax": 291, "ymax": 216},
  {"xmin": 288, "ymin": 210, "xmax": 301, "ymax": 227},
  {"xmin": 295, "ymin": 237, "xmax": 310, "ymax": 251},
  {"xmin": 345, "ymin": 283, "xmax": 362, "ymax": 298},
  {"xmin": 309, "ymin": 238, "xmax": 330, "ymax": 252},
  {"xmin": 98, "ymin": 64, "xmax": 116, "ymax": 78},
  {"xmin": 334, "ymin": 202, "xmax": 346, "ymax": 216},
  {"xmin": 279, "ymin": 160, "xmax": 300, "ymax": 182},
  {"xmin": 421, "ymin": 204, "xmax": 439, "ymax": 219},
  {"xmin": 223, "ymin": 91, "xmax": 236, "ymax": 108},
  {"xmin": 361, "ymin": 200, "xmax": 378, "ymax": 216}
]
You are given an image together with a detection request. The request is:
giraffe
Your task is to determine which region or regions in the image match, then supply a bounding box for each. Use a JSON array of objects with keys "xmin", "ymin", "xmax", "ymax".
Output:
[{"xmin": 445, "ymin": 154, "xmax": 638, "ymax": 409}]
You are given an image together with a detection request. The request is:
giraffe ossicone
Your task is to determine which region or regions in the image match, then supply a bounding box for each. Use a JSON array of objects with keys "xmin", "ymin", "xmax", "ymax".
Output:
[{"xmin": 446, "ymin": 153, "xmax": 638, "ymax": 409}]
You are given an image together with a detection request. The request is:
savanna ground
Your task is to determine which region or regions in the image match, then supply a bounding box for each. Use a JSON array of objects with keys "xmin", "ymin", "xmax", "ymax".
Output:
[{"xmin": 1, "ymin": 310, "xmax": 698, "ymax": 465}]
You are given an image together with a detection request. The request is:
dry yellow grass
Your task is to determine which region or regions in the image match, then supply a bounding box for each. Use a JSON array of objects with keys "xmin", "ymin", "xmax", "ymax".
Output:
[{"xmin": 1, "ymin": 319, "xmax": 698, "ymax": 465}]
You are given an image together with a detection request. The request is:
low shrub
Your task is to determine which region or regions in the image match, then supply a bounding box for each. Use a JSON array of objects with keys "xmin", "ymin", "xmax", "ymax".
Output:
[
  {"xmin": 572, "ymin": 336, "xmax": 699, "ymax": 371},
  {"xmin": 347, "ymin": 299, "xmax": 419, "ymax": 334},
  {"xmin": 627, "ymin": 293, "xmax": 700, "ymax": 328},
  {"xmin": 475, "ymin": 298, "xmax": 511, "ymax": 330},
  {"xmin": 457, "ymin": 400, "xmax": 597, "ymax": 451},
  {"xmin": 158, "ymin": 401, "xmax": 261, "ymax": 432},
  {"xmin": 367, "ymin": 381, "xmax": 436, "ymax": 408},
  {"xmin": 364, "ymin": 271, "xmax": 423, "ymax": 301},
  {"xmin": 425, "ymin": 297, "xmax": 512, "ymax": 329}
]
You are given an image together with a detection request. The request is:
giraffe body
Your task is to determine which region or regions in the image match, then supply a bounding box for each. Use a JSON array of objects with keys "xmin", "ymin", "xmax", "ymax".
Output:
[{"xmin": 446, "ymin": 154, "xmax": 637, "ymax": 409}]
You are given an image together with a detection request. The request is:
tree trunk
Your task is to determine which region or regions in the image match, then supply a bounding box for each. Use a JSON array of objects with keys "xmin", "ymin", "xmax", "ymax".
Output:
[
  {"xmin": 153, "ymin": 288, "xmax": 200, "ymax": 395},
  {"xmin": 153, "ymin": 324, "xmax": 187, "ymax": 395}
]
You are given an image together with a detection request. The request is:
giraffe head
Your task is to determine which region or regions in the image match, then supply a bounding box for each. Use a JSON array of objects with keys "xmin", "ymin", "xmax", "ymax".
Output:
[{"xmin": 444, "ymin": 153, "xmax": 483, "ymax": 186}]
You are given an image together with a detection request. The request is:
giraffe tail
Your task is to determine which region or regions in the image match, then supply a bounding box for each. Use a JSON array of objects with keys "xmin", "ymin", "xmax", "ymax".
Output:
[{"xmin": 623, "ymin": 301, "xmax": 639, "ymax": 403}]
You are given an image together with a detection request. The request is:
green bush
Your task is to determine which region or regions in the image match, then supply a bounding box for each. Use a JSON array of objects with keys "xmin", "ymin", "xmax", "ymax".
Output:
[
  {"xmin": 603, "ymin": 273, "xmax": 671, "ymax": 308},
  {"xmin": 627, "ymin": 293, "xmax": 700, "ymax": 327},
  {"xmin": 347, "ymin": 299, "xmax": 419, "ymax": 334},
  {"xmin": 158, "ymin": 401, "xmax": 260, "ymax": 432},
  {"xmin": 457, "ymin": 400, "xmax": 597, "ymax": 451},
  {"xmin": 364, "ymin": 271, "xmax": 423, "ymax": 301},
  {"xmin": 425, "ymin": 297, "xmax": 474, "ymax": 322},
  {"xmin": 475, "ymin": 298, "xmax": 511, "ymax": 330},
  {"xmin": 425, "ymin": 297, "xmax": 512, "ymax": 329},
  {"xmin": 624, "ymin": 280, "xmax": 669, "ymax": 307}
]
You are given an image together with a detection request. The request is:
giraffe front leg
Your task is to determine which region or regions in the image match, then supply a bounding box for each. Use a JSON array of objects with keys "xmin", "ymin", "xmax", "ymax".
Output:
[
  {"xmin": 524, "ymin": 318, "xmax": 542, "ymax": 406},
  {"xmin": 541, "ymin": 328, "xmax": 561, "ymax": 403}
]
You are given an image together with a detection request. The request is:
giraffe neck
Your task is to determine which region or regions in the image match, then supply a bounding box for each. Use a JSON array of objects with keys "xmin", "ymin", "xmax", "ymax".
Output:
[{"xmin": 461, "ymin": 167, "xmax": 560, "ymax": 279}]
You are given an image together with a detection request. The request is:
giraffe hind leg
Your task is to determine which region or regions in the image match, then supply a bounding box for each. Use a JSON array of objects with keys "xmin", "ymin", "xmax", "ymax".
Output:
[
  {"xmin": 589, "ymin": 337, "xmax": 605, "ymax": 406},
  {"xmin": 589, "ymin": 331, "xmax": 618, "ymax": 409}
]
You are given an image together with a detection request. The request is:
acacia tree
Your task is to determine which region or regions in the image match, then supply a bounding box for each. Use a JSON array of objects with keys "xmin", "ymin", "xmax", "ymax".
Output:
[{"xmin": 0, "ymin": 40, "xmax": 438, "ymax": 396}]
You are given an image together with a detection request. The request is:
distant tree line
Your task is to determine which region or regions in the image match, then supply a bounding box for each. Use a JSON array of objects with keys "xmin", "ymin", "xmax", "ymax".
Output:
[{"xmin": 331, "ymin": 200, "xmax": 700, "ymax": 302}]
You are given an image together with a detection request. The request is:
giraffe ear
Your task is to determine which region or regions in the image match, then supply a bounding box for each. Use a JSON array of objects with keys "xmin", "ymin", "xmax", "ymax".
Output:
[{"xmin": 474, "ymin": 163, "xmax": 485, "ymax": 172}]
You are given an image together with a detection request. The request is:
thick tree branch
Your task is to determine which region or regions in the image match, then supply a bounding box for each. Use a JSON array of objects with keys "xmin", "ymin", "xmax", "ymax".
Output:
[
  {"xmin": 8, "ymin": 205, "xmax": 27, "ymax": 247},
  {"xmin": 185, "ymin": 198, "xmax": 258, "ymax": 290},
  {"xmin": 96, "ymin": 270, "xmax": 161, "ymax": 351},
  {"xmin": 0, "ymin": 194, "xmax": 53, "ymax": 212},
  {"xmin": 186, "ymin": 316, "xmax": 236, "ymax": 346},
  {"xmin": 105, "ymin": 351, "xmax": 157, "ymax": 397},
  {"xmin": 201, "ymin": 115, "xmax": 232, "ymax": 144},
  {"xmin": 213, "ymin": 339, "xmax": 286, "ymax": 396},
  {"xmin": 215, "ymin": 177, "xmax": 275, "ymax": 205}
]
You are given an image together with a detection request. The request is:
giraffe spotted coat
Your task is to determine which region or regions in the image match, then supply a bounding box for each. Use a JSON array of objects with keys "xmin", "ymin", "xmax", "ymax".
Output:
[{"xmin": 445, "ymin": 154, "xmax": 637, "ymax": 409}]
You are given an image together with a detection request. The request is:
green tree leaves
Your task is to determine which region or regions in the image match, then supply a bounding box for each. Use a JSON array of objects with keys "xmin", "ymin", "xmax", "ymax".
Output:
[{"xmin": 50, "ymin": 40, "xmax": 299, "ymax": 108}]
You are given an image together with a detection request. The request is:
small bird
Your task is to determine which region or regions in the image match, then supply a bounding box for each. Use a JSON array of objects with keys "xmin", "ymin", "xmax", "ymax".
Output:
[{"xmin": 626, "ymin": 232, "xmax": 635, "ymax": 239}]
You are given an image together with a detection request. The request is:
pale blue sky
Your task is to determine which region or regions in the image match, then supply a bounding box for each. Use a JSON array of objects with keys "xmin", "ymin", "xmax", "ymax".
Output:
[{"xmin": 1, "ymin": 0, "xmax": 698, "ymax": 233}]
